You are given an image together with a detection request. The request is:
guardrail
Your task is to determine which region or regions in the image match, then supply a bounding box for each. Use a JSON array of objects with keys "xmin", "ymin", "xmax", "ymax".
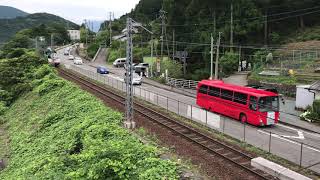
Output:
[{"xmin": 166, "ymin": 77, "xmax": 199, "ymax": 90}]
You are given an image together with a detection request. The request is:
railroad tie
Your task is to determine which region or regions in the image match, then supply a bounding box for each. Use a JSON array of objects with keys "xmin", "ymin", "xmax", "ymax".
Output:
[
  {"xmin": 221, "ymin": 152, "xmax": 233, "ymax": 156},
  {"xmin": 231, "ymin": 156, "xmax": 242, "ymax": 161},
  {"xmin": 214, "ymin": 148, "xmax": 224, "ymax": 151}
]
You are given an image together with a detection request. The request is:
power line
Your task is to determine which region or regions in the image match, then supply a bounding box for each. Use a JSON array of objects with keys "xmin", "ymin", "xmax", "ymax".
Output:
[{"xmin": 163, "ymin": 6, "xmax": 320, "ymax": 27}]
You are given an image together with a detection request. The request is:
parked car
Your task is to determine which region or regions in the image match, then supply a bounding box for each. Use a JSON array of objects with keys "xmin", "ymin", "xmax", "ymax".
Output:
[
  {"xmin": 68, "ymin": 55, "xmax": 75, "ymax": 60},
  {"xmin": 113, "ymin": 58, "xmax": 126, "ymax": 67},
  {"xmin": 97, "ymin": 66, "xmax": 109, "ymax": 74},
  {"xmin": 124, "ymin": 73, "xmax": 142, "ymax": 85},
  {"xmin": 73, "ymin": 57, "xmax": 83, "ymax": 65},
  {"xmin": 137, "ymin": 63, "xmax": 149, "ymax": 68}
]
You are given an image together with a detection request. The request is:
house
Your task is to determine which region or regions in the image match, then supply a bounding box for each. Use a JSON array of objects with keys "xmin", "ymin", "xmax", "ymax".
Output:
[
  {"xmin": 68, "ymin": 30, "xmax": 81, "ymax": 41},
  {"xmin": 296, "ymin": 81, "xmax": 320, "ymax": 110}
]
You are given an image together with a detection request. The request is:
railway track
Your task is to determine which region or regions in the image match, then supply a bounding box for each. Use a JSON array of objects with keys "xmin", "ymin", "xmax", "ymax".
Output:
[{"xmin": 58, "ymin": 68, "xmax": 277, "ymax": 180}]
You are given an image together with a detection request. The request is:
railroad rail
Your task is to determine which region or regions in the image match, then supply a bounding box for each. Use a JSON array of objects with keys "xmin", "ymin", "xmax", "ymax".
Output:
[{"xmin": 58, "ymin": 68, "xmax": 277, "ymax": 180}]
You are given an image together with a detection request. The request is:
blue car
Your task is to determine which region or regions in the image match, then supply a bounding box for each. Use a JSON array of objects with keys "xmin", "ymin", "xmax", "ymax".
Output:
[{"xmin": 97, "ymin": 66, "xmax": 109, "ymax": 74}]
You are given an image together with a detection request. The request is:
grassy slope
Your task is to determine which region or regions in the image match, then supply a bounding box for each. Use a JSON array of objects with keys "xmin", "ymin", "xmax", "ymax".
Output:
[{"xmin": 0, "ymin": 72, "xmax": 177, "ymax": 179}]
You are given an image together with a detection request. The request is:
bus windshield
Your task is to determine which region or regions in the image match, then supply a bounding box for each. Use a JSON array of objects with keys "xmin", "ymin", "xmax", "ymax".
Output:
[{"xmin": 258, "ymin": 96, "xmax": 279, "ymax": 112}]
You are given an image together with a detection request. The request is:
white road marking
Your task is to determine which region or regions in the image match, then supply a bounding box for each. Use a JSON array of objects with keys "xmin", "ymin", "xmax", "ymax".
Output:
[
  {"xmin": 257, "ymin": 130, "xmax": 320, "ymax": 153},
  {"xmin": 278, "ymin": 123, "xmax": 320, "ymax": 138},
  {"xmin": 281, "ymin": 131, "xmax": 304, "ymax": 139}
]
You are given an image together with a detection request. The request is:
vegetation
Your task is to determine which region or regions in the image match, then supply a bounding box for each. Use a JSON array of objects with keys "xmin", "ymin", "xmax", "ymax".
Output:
[
  {"xmin": 0, "ymin": 26, "xmax": 179, "ymax": 178},
  {"xmin": 0, "ymin": 13, "xmax": 79, "ymax": 43},
  {"xmin": 0, "ymin": 49, "xmax": 45, "ymax": 105},
  {"xmin": 0, "ymin": 5, "xmax": 28, "ymax": 19},
  {"xmin": 0, "ymin": 67, "xmax": 178, "ymax": 179},
  {"xmin": 301, "ymin": 100, "xmax": 320, "ymax": 123},
  {"xmin": 96, "ymin": 0, "xmax": 320, "ymax": 81}
]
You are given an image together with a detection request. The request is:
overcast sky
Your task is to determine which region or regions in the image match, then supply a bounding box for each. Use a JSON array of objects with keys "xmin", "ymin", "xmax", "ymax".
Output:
[{"xmin": 0, "ymin": 0, "xmax": 140, "ymax": 24}]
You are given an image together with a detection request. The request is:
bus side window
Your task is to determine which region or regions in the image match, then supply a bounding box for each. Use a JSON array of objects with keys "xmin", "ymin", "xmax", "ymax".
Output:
[
  {"xmin": 209, "ymin": 87, "xmax": 220, "ymax": 97},
  {"xmin": 249, "ymin": 96, "xmax": 257, "ymax": 111},
  {"xmin": 199, "ymin": 85, "xmax": 208, "ymax": 94}
]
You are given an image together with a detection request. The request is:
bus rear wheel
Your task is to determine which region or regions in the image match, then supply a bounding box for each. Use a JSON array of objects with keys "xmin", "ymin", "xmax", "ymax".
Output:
[{"xmin": 240, "ymin": 114, "xmax": 247, "ymax": 124}]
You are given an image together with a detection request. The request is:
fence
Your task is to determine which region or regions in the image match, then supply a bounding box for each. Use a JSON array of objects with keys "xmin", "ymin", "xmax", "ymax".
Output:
[
  {"xmin": 66, "ymin": 64, "xmax": 320, "ymax": 174},
  {"xmin": 166, "ymin": 77, "xmax": 199, "ymax": 90}
]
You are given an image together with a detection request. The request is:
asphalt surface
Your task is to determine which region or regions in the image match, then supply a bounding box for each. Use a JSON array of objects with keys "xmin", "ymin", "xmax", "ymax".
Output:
[{"xmin": 58, "ymin": 46, "xmax": 320, "ymax": 174}]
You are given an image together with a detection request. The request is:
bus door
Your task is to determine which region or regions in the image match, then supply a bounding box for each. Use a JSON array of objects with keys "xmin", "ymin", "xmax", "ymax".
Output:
[
  {"xmin": 197, "ymin": 85, "xmax": 209, "ymax": 108},
  {"xmin": 249, "ymin": 96, "xmax": 258, "ymax": 124}
]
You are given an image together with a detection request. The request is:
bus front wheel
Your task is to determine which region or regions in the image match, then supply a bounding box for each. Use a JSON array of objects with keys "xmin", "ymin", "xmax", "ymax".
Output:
[{"xmin": 240, "ymin": 114, "xmax": 247, "ymax": 124}]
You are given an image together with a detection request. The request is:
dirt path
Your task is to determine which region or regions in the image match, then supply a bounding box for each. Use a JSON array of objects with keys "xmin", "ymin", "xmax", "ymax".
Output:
[{"xmin": 222, "ymin": 71, "xmax": 249, "ymax": 86}]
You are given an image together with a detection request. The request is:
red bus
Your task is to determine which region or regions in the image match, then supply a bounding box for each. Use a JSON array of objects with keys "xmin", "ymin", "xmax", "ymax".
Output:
[{"xmin": 196, "ymin": 80, "xmax": 280, "ymax": 126}]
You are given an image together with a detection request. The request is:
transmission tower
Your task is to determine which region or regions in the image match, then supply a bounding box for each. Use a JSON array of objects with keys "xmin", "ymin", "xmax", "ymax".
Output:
[
  {"xmin": 124, "ymin": 18, "xmax": 134, "ymax": 129},
  {"xmin": 124, "ymin": 18, "xmax": 153, "ymax": 129}
]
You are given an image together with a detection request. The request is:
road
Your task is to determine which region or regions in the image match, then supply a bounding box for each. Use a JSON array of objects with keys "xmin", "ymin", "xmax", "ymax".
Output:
[{"xmin": 58, "ymin": 46, "xmax": 320, "ymax": 174}]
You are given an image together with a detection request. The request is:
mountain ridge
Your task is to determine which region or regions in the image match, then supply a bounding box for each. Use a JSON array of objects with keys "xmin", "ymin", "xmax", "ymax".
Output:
[
  {"xmin": 0, "ymin": 12, "xmax": 79, "ymax": 43},
  {"xmin": 0, "ymin": 5, "xmax": 28, "ymax": 19}
]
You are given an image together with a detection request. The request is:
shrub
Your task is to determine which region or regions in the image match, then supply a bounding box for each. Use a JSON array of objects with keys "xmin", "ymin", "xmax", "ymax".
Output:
[
  {"xmin": 34, "ymin": 65, "xmax": 55, "ymax": 79},
  {"xmin": 312, "ymin": 100, "xmax": 320, "ymax": 116},
  {"xmin": 0, "ymin": 101, "xmax": 7, "ymax": 116},
  {"xmin": 220, "ymin": 52, "xmax": 239, "ymax": 76},
  {"xmin": 36, "ymin": 77, "xmax": 66, "ymax": 96},
  {"xmin": 87, "ymin": 43, "xmax": 100, "ymax": 58},
  {"xmin": 108, "ymin": 50, "xmax": 121, "ymax": 63},
  {"xmin": 6, "ymin": 48, "xmax": 27, "ymax": 58}
]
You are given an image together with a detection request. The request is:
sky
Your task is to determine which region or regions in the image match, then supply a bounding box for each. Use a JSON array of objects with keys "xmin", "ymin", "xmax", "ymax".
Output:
[{"xmin": 0, "ymin": 0, "xmax": 140, "ymax": 24}]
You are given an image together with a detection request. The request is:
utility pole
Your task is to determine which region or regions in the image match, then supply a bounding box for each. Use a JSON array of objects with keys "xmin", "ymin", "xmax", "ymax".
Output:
[
  {"xmin": 151, "ymin": 39, "xmax": 154, "ymax": 77},
  {"xmin": 238, "ymin": 46, "xmax": 242, "ymax": 72},
  {"xmin": 159, "ymin": 10, "xmax": 167, "ymax": 62},
  {"xmin": 109, "ymin": 12, "xmax": 113, "ymax": 46},
  {"xmin": 213, "ymin": 10, "xmax": 216, "ymax": 36},
  {"xmin": 51, "ymin": 34, "xmax": 54, "ymax": 48},
  {"xmin": 35, "ymin": 37, "xmax": 38, "ymax": 51},
  {"xmin": 264, "ymin": 9, "xmax": 268, "ymax": 46},
  {"xmin": 124, "ymin": 18, "xmax": 134, "ymax": 129},
  {"xmin": 84, "ymin": 19, "xmax": 88, "ymax": 46},
  {"xmin": 172, "ymin": 29, "xmax": 175, "ymax": 59},
  {"xmin": 230, "ymin": 2, "xmax": 234, "ymax": 51},
  {"xmin": 215, "ymin": 32, "xmax": 222, "ymax": 80},
  {"xmin": 210, "ymin": 34, "xmax": 214, "ymax": 79}
]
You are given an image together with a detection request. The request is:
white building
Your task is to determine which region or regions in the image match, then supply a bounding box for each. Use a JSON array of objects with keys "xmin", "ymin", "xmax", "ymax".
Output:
[
  {"xmin": 68, "ymin": 30, "xmax": 80, "ymax": 41},
  {"xmin": 296, "ymin": 81, "xmax": 320, "ymax": 110}
]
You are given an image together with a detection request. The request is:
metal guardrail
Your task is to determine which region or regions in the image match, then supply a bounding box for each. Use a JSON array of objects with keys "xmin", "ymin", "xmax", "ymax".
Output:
[{"xmin": 166, "ymin": 77, "xmax": 199, "ymax": 90}]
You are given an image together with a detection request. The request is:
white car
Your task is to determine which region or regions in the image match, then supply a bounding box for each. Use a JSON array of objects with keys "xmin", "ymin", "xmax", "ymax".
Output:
[
  {"xmin": 124, "ymin": 74, "xmax": 142, "ymax": 85},
  {"xmin": 73, "ymin": 57, "xmax": 83, "ymax": 65},
  {"xmin": 68, "ymin": 55, "xmax": 75, "ymax": 60},
  {"xmin": 113, "ymin": 58, "xmax": 126, "ymax": 67}
]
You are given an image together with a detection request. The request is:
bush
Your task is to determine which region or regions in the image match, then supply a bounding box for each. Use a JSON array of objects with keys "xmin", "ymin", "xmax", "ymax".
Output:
[
  {"xmin": 108, "ymin": 50, "xmax": 121, "ymax": 63},
  {"xmin": 220, "ymin": 52, "xmax": 239, "ymax": 76},
  {"xmin": 189, "ymin": 69, "xmax": 210, "ymax": 80},
  {"xmin": 35, "ymin": 76, "xmax": 66, "ymax": 96},
  {"xmin": 87, "ymin": 43, "xmax": 100, "ymax": 58},
  {"xmin": 34, "ymin": 65, "xmax": 55, "ymax": 79},
  {"xmin": 6, "ymin": 48, "xmax": 27, "ymax": 58},
  {"xmin": 0, "ymin": 101, "xmax": 7, "ymax": 116},
  {"xmin": 312, "ymin": 100, "xmax": 320, "ymax": 116}
]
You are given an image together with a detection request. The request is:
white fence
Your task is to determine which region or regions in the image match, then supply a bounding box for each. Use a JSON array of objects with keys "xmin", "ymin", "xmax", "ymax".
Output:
[{"xmin": 166, "ymin": 77, "xmax": 199, "ymax": 90}]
